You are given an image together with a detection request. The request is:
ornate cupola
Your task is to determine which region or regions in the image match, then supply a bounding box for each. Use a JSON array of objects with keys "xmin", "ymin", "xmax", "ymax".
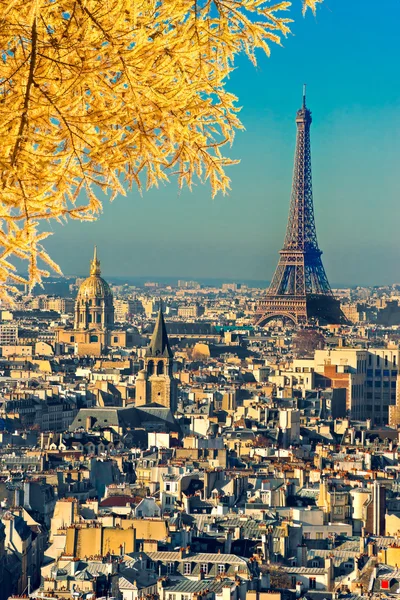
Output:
[{"xmin": 74, "ymin": 247, "xmax": 114, "ymax": 330}]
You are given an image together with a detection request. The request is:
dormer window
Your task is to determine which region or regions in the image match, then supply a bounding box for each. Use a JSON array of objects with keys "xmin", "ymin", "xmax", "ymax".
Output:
[
  {"xmin": 218, "ymin": 564, "xmax": 225, "ymax": 574},
  {"xmin": 201, "ymin": 564, "xmax": 208, "ymax": 574},
  {"xmin": 184, "ymin": 563, "xmax": 191, "ymax": 575},
  {"xmin": 167, "ymin": 562, "xmax": 174, "ymax": 574}
]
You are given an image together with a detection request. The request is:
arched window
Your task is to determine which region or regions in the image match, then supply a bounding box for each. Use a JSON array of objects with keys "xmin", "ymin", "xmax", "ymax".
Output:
[
  {"xmin": 90, "ymin": 334, "xmax": 99, "ymax": 342},
  {"xmin": 157, "ymin": 361, "xmax": 164, "ymax": 375},
  {"xmin": 148, "ymin": 360, "xmax": 154, "ymax": 376}
]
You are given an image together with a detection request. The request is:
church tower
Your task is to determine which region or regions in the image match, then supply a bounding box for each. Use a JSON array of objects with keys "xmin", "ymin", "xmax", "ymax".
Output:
[
  {"xmin": 74, "ymin": 247, "xmax": 114, "ymax": 330},
  {"xmin": 136, "ymin": 304, "xmax": 177, "ymax": 411}
]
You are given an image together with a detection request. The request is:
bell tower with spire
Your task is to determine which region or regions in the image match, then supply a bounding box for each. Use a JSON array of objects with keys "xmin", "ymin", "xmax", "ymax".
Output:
[{"xmin": 136, "ymin": 303, "xmax": 177, "ymax": 411}]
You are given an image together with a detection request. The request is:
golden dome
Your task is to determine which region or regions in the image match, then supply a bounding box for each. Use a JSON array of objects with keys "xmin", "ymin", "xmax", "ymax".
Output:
[{"xmin": 77, "ymin": 246, "xmax": 113, "ymax": 300}]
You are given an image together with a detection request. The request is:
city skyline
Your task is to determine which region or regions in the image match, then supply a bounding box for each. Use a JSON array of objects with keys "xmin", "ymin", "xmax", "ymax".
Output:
[{"xmin": 44, "ymin": 1, "xmax": 400, "ymax": 286}]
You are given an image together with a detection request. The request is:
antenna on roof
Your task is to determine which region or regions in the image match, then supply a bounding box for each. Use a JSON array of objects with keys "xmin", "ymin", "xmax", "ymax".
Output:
[{"xmin": 303, "ymin": 84, "xmax": 307, "ymax": 108}]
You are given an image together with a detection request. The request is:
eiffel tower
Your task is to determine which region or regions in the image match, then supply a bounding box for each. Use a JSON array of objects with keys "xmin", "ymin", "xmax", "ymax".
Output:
[{"xmin": 255, "ymin": 88, "xmax": 345, "ymax": 326}]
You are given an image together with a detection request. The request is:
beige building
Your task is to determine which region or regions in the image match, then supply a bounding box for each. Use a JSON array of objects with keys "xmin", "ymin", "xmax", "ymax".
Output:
[
  {"xmin": 177, "ymin": 304, "xmax": 203, "ymax": 318},
  {"xmin": 314, "ymin": 347, "xmax": 398, "ymax": 425},
  {"xmin": 65, "ymin": 523, "xmax": 136, "ymax": 558},
  {"xmin": 0, "ymin": 324, "xmax": 18, "ymax": 345},
  {"xmin": 45, "ymin": 297, "xmax": 75, "ymax": 313},
  {"xmin": 114, "ymin": 299, "xmax": 136, "ymax": 322}
]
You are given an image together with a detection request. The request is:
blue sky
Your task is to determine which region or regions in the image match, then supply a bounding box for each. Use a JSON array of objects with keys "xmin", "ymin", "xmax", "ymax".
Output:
[{"xmin": 46, "ymin": 0, "xmax": 400, "ymax": 286}]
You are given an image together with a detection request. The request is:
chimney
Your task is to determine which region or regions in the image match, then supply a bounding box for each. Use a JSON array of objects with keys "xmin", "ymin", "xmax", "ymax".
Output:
[
  {"xmin": 325, "ymin": 557, "xmax": 334, "ymax": 591},
  {"xmin": 296, "ymin": 544, "xmax": 307, "ymax": 567},
  {"xmin": 222, "ymin": 585, "xmax": 232, "ymax": 600},
  {"xmin": 350, "ymin": 428, "xmax": 355, "ymax": 445},
  {"xmin": 259, "ymin": 572, "xmax": 270, "ymax": 591}
]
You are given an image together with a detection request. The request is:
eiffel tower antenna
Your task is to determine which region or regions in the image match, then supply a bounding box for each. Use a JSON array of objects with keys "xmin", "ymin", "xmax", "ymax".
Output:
[{"xmin": 255, "ymin": 89, "xmax": 346, "ymax": 326}]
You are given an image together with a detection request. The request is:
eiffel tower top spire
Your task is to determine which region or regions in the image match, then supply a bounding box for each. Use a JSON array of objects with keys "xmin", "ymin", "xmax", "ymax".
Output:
[{"xmin": 282, "ymin": 86, "xmax": 319, "ymax": 254}]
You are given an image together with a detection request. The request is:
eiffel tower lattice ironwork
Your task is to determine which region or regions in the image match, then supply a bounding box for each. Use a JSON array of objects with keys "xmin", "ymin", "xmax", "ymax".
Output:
[{"xmin": 255, "ymin": 88, "xmax": 345, "ymax": 326}]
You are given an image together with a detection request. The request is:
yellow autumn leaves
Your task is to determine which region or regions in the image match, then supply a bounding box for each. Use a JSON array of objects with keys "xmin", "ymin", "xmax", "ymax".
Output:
[{"xmin": 0, "ymin": 0, "xmax": 322, "ymax": 297}]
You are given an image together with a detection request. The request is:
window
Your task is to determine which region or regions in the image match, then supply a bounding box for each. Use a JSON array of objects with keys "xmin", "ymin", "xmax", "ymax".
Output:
[
  {"xmin": 218, "ymin": 564, "xmax": 225, "ymax": 574},
  {"xmin": 376, "ymin": 356, "xmax": 380, "ymax": 367},
  {"xmin": 70, "ymin": 336, "xmax": 75, "ymax": 342},
  {"xmin": 316, "ymin": 532, "xmax": 323, "ymax": 540},
  {"xmin": 312, "ymin": 561, "xmax": 319, "ymax": 568},
  {"xmin": 375, "ymin": 381, "xmax": 381, "ymax": 388},
  {"xmin": 167, "ymin": 562, "xmax": 175, "ymax": 574},
  {"xmin": 184, "ymin": 563, "xmax": 191, "ymax": 575},
  {"xmin": 392, "ymin": 370, "xmax": 397, "ymax": 377},
  {"xmin": 157, "ymin": 361, "xmax": 164, "ymax": 375},
  {"xmin": 201, "ymin": 564, "xmax": 208, "ymax": 574},
  {"xmin": 367, "ymin": 369, "xmax": 373, "ymax": 377},
  {"xmin": 375, "ymin": 369, "xmax": 381, "ymax": 377},
  {"xmin": 165, "ymin": 483, "xmax": 171, "ymax": 491},
  {"xmin": 383, "ymin": 369, "xmax": 389, "ymax": 377},
  {"xmin": 291, "ymin": 577, "xmax": 297, "ymax": 588},
  {"xmin": 309, "ymin": 578, "xmax": 316, "ymax": 590},
  {"xmin": 168, "ymin": 595, "xmax": 176, "ymax": 600},
  {"xmin": 113, "ymin": 336, "xmax": 118, "ymax": 343},
  {"xmin": 165, "ymin": 497, "xmax": 171, "ymax": 505},
  {"xmin": 334, "ymin": 506, "xmax": 343, "ymax": 515}
]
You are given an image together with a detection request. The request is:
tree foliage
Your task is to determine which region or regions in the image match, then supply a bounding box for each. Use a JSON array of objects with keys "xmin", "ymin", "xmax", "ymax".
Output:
[
  {"xmin": 292, "ymin": 328, "xmax": 325, "ymax": 357},
  {"xmin": 0, "ymin": 0, "xmax": 322, "ymax": 297}
]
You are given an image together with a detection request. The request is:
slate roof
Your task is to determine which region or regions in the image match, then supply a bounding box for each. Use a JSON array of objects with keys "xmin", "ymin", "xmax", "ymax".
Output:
[
  {"xmin": 146, "ymin": 306, "xmax": 173, "ymax": 359},
  {"xmin": 146, "ymin": 551, "xmax": 248, "ymax": 565},
  {"xmin": 69, "ymin": 404, "xmax": 178, "ymax": 432},
  {"xmin": 164, "ymin": 578, "xmax": 233, "ymax": 593}
]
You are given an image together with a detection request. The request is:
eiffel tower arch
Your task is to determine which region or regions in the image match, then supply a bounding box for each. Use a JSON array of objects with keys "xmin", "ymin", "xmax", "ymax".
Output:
[{"xmin": 255, "ymin": 89, "xmax": 346, "ymax": 327}]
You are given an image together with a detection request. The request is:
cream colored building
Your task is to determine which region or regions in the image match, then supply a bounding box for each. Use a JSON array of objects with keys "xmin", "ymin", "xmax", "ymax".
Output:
[{"xmin": 314, "ymin": 346, "xmax": 399, "ymax": 425}]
